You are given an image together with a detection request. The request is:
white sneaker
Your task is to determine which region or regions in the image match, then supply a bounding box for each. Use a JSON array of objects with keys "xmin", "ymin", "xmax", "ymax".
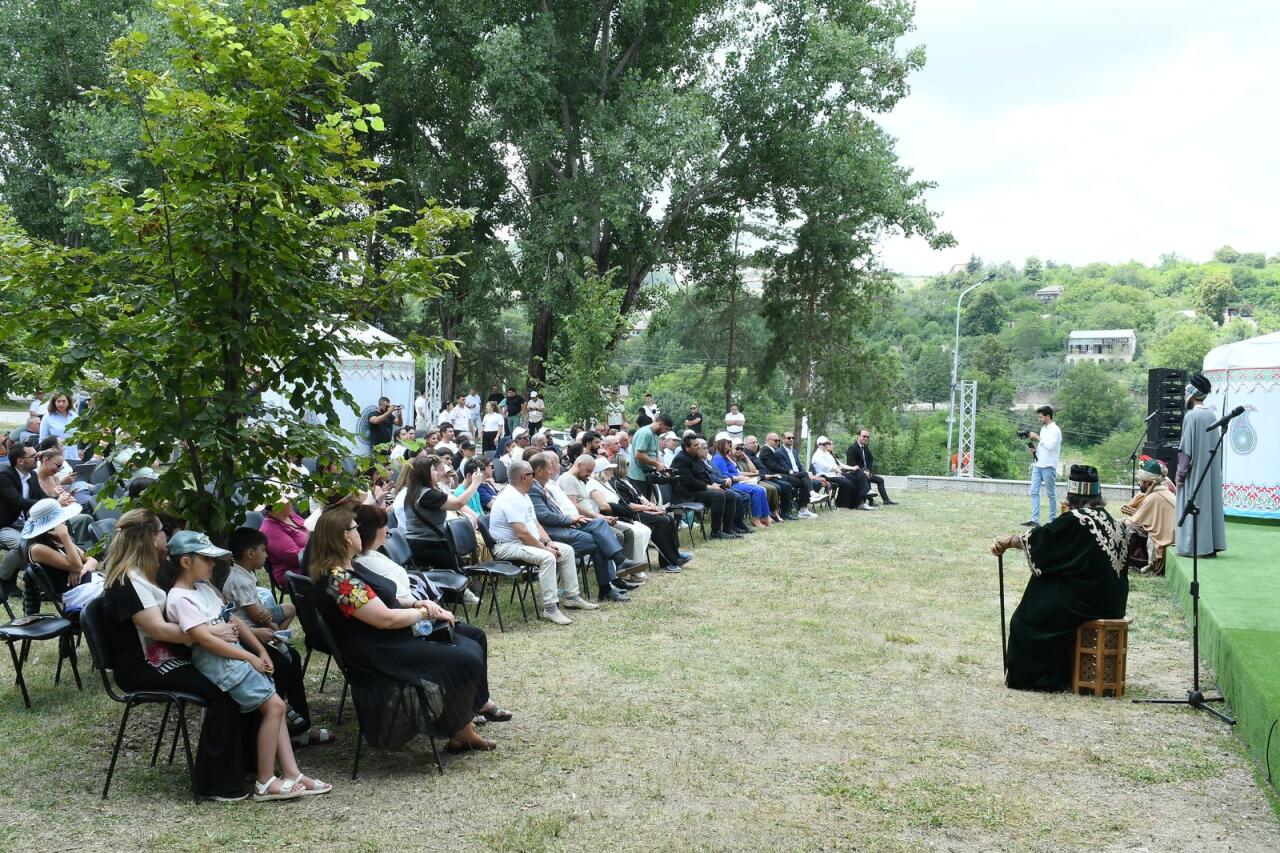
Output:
[
  {"xmin": 810, "ymin": 491, "xmax": 827, "ymax": 502},
  {"xmin": 798, "ymin": 509, "xmax": 818, "ymax": 519},
  {"xmin": 542, "ymin": 605, "xmax": 572, "ymax": 625},
  {"xmin": 463, "ymin": 589, "xmax": 480, "ymax": 605},
  {"xmin": 560, "ymin": 595, "xmax": 599, "ymax": 611}
]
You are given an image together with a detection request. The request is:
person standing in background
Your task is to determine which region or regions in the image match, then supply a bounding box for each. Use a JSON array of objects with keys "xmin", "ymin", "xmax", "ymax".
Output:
[
  {"xmin": 1175, "ymin": 374, "xmax": 1227, "ymax": 558},
  {"xmin": 525, "ymin": 390, "xmax": 545, "ymax": 431},
  {"xmin": 723, "ymin": 403, "xmax": 745, "ymax": 439},
  {"xmin": 1024, "ymin": 405, "xmax": 1061, "ymax": 527},
  {"xmin": 465, "ymin": 387, "xmax": 482, "ymax": 437},
  {"xmin": 414, "ymin": 391, "xmax": 429, "ymax": 430},
  {"xmin": 503, "ymin": 388, "xmax": 524, "ymax": 436}
]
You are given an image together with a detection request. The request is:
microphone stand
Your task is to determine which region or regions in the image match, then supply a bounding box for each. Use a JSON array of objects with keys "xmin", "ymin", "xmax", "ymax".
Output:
[
  {"xmin": 1129, "ymin": 410, "xmax": 1159, "ymax": 497},
  {"xmin": 1132, "ymin": 424, "xmax": 1234, "ymax": 725}
]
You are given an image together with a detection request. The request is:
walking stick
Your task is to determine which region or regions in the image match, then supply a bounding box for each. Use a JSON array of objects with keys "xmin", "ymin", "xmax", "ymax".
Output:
[{"xmin": 997, "ymin": 552, "xmax": 1008, "ymax": 672}]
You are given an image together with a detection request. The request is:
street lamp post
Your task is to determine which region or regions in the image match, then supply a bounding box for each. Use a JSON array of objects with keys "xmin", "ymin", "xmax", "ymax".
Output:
[{"xmin": 945, "ymin": 273, "xmax": 995, "ymax": 476}]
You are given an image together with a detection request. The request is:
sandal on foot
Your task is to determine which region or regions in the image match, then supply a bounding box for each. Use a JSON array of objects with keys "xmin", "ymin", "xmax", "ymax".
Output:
[
  {"xmin": 253, "ymin": 775, "xmax": 302, "ymax": 801},
  {"xmin": 289, "ymin": 773, "xmax": 333, "ymax": 797},
  {"xmin": 480, "ymin": 705, "xmax": 514, "ymax": 723}
]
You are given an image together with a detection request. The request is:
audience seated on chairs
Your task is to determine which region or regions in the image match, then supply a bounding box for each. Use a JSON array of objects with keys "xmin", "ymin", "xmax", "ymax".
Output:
[
  {"xmin": 846, "ymin": 428, "xmax": 897, "ymax": 506},
  {"xmin": 658, "ymin": 432, "xmax": 679, "ymax": 468},
  {"xmin": 810, "ymin": 435, "xmax": 869, "ymax": 510},
  {"xmin": 454, "ymin": 456, "xmax": 498, "ymax": 513},
  {"xmin": 2, "ymin": 443, "xmax": 81, "ymax": 593},
  {"xmin": 21, "ymin": 498, "xmax": 101, "ymax": 615},
  {"xmin": 609, "ymin": 457, "xmax": 691, "ymax": 572},
  {"xmin": 161, "ymin": 530, "xmax": 331, "ymax": 801},
  {"xmin": 498, "ymin": 428, "xmax": 529, "ymax": 466},
  {"xmin": 568, "ymin": 455, "xmax": 650, "ymax": 578},
  {"xmin": 486, "ymin": 460, "xmax": 595, "ymax": 625},
  {"xmin": 669, "ymin": 433, "xmax": 736, "ymax": 540},
  {"xmin": 759, "ymin": 432, "xmax": 817, "ymax": 519},
  {"xmin": 402, "ymin": 455, "xmax": 483, "ymax": 569},
  {"xmin": 309, "ymin": 507, "xmax": 510, "ymax": 752},
  {"xmin": 699, "ymin": 438, "xmax": 750, "ymax": 532},
  {"xmin": 260, "ymin": 484, "xmax": 310, "ymax": 589},
  {"xmin": 729, "ymin": 438, "xmax": 783, "ymax": 522},
  {"xmin": 97, "ymin": 509, "xmax": 254, "ymax": 801},
  {"xmin": 712, "ymin": 434, "xmax": 771, "ymax": 528},
  {"xmin": 531, "ymin": 452, "xmax": 637, "ymax": 602},
  {"xmin": 222, "ymin": 527, "xmax": 297, "ymax": 636}
]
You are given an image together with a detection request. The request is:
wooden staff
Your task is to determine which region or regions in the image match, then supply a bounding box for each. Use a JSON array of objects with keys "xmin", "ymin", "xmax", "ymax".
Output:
[{"xmin": 998, "ymin": 552, "xmax": 1008, "ymax": 672}]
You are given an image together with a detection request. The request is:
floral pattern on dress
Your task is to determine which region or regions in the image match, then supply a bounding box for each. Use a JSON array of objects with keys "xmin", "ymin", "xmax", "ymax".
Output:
[{"xmin": 329, "ymin": 566, "xmax": 376, "ymax": 617}]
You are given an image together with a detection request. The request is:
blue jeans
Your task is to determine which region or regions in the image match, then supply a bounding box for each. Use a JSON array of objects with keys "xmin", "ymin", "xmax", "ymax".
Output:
[{"xmin": 1030, "ymin": 466, "xmax": 1057, "ymax": 523}]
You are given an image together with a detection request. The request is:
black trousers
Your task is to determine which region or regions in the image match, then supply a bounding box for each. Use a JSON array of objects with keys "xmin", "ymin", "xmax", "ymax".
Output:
[
  {"xmin": 726, "ymin": 489, "xmax": 751, "ymax": 529},
  {"xmin": 766, "ymin": 477, "xmax": 795, "ymax": 515},
  {"xmin": 409, "ymin": 538, "xmax": 455, "ymax": 571},
  {"xmin": 636, "ymin": 510, "xmax": 681, "ymax": 564},
  {"xmin": 822, "ymin": 475, "xmax": 860, "ymax": 508},
  {"xmin": 265, "ymin": 643, "xmax": 310, "ymax": 734},
  {"xmin": 778, "ymin": 474, "xmax": 809, "ymax": 507},
  {"xmin": 866, "ymin": 473, "xmax": 890, "ymax": 502},
  {"xmin": 679, "ymin": 488, "xmax": 726, "ymax": 534}
]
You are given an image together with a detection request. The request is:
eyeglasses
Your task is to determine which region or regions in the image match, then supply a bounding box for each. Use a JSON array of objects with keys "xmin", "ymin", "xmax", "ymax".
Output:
[
  {"xmin": 783, "ymin": 436, "xmax": 793, "ymax": 440},
  {"xmin": 346, "ymin": 524, "xmax": 359, "ymax": 532}
]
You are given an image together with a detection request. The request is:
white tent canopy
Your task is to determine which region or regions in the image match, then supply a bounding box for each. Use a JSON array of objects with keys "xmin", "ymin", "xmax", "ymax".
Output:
[
  {"xmin": 262, "ymin": 322, "xmax": 416, "ymax": 448},
  {"xmin": 1203, "ymin": 331, "xmax": 1280, "ymax": 520}
]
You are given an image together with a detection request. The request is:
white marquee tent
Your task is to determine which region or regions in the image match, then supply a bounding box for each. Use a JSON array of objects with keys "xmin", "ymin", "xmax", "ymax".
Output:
[
  {"xmin": 1202, "ymin": 331, "xmax": 1280, "ymax": 520},
  {"xmin": 262, "ymin": 323, "xmax": 416, "ymax": 448}
]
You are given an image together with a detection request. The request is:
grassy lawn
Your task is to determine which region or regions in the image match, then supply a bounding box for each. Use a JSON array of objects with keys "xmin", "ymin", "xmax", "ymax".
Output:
[{"xmin": 1, "ymin": 491, "xmax": 1277, "ymax": 851}]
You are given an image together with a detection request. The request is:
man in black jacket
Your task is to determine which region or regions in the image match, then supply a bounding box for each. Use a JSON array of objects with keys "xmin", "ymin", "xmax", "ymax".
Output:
[
  {"xmin": 847, "ymin": 429, "xmax": 898, "ymax": 506},
  {"xmin": 669, "ymin": 433, "xmax": 737, "ymax": 539},
  {"xmin": 760, "ymin": 432, "xmax": 818, "ymax": 518},
  {"xmin": 1, "ymin": 444, "xmax": 55, "ymax": 587},
  {"xmin": 742, "ymin": 435, "xmax": 797, "ymax": 520}
]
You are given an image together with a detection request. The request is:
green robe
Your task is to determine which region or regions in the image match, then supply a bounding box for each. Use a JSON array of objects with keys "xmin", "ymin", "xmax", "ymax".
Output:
[{"xmin": 1007, "ymin": 507, "xmax": 1130, "ymax": 692}]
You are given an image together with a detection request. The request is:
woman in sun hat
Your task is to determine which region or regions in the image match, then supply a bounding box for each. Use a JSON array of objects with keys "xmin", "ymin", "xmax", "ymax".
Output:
[{"xmin": 21, "ymin": 497, "xmax": 98, "ymax": 614}]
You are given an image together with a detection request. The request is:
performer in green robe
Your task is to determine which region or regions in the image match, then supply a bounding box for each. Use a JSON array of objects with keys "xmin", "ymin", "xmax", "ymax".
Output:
[
  {"xmin": 1176, "ymin": 373, "xmax": 1227, "ymax": 558},
  {"xmin": 990, "ymin": 465, "xmax": 1130, "ymax": 692}
]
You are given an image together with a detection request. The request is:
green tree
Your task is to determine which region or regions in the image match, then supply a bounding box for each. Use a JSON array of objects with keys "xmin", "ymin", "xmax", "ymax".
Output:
[
  {"xmin": 1195, "ymin": 268, "xmax": 1238, "ymax": 323},
  {"xmin": 1083, "ymin": 301, "xmax": 1136, "ymax": 331},
  {"xmin": 972, "ymin": 334, "xmax": 1012, "ymax": 381},
  {"xmin": 1055, "ymin": 363, "xmax": 1134, "ymax": 447},
  {"xmin": 1002, "ymin": 316, "xmax": 1056, "ymax": 360},
  {"xmin": 911, "ymin": 345, "xmax": 952, "ymax": 407},
  {"xmin": 1150, "ymin": 324, "xmax": 1215, "ymax": 373},
  {"xmin": 544, "ymin": 262, "xmax": 628, "ymax": 426},
  {"xmin": 1023, "ymin": 256, "xmax": 1043, "ymax": 281},
  {"xmin": 0, "ymin": 0, "xmax": 468, "ymax": 536},
  {"xmin": 963, "ymin": 289, "xmax": 1007, "ymax": 335},
  {"xmin": 1212, "ymin": 245, "xmax": 1241, "ymax": 264}
]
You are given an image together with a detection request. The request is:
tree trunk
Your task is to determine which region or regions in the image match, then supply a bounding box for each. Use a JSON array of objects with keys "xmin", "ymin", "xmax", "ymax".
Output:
[
  {"xmin": 792, "ymin": 294, "xmax": 817, "ymax": 443},
  {"xmin": 528, "ymin": 304, "xmax": 554, "ymax": 388},
  {"xmin": 723, "ymin": 222, "xmax": 740, "ymax": 413}
]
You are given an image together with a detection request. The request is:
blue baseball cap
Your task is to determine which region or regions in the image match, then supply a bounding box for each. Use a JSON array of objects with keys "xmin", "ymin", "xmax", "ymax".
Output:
[{"xmin": 167, "ymin": 530, "xmax": 232, "ymax": 558}]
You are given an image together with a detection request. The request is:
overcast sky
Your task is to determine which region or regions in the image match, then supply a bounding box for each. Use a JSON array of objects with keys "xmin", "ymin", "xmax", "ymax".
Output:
[{"xmin": 875, "ymin": 1, "xmax": 1280, "ymax": 276}]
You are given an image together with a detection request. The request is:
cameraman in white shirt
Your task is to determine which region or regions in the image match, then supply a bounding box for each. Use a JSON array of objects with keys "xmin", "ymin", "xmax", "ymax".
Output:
[{"xmin": 1025, "ymin": 405, "xmax": 1062, "ymax": 527}]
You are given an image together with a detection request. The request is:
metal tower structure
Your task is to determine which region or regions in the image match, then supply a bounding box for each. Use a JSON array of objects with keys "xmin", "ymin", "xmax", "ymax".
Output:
[
  {"xmin": 956, "ymin": 380, "xmax": 978, "ymax": 478},
  {"xmin": 422, "ymin": 357, "xmax": 443, "ymax": 428}
]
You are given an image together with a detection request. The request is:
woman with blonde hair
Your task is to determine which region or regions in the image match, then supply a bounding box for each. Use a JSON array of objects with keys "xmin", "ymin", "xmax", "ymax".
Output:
[
  {"xmin": 98, "ymin": 509, "xmax": 253, "ymax": 800},
  {"xmin": 309, "ymin": 508, "xmax": 504, "ymax": 754}
]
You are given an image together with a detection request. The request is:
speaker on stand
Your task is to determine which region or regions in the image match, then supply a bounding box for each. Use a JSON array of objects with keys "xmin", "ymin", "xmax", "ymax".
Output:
[{"xmin": 1144, "ymin": 367, "xmax": 1187, "ymax": 461}]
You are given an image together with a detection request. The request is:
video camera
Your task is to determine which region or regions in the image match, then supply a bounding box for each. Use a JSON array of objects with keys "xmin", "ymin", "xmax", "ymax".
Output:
[{"xmin": 1016, "ymin": 427, "xmax": 1036, "ymax": 450}]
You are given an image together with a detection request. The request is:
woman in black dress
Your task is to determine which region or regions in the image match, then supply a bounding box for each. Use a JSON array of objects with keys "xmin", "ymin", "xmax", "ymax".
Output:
[
  {"xmin": 98, "ymin": 509, "xmax": 252, "ymax": 800},
  {"xmin": 309, "ymin": 507, "xmax": 506, "ymax": 753}
]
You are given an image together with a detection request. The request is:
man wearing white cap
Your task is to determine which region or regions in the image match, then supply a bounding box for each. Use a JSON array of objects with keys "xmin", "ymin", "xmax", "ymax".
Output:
[
  {"xmin": 524, "ymin": 390, "xmax": 545, "ymax": 431},
  {"xmin": 810, "ymin": 436, "xmax": 868, "ymax": 510},
  {"xmin": 501, "ymin": 428, "xmax": 529, "ymax": 469}
]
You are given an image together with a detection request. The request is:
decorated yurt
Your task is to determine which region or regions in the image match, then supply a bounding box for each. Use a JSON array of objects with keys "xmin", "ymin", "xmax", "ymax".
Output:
[{"xmin": 1202, "ymin": 331, "xmax": 1280, "ymax": 520}]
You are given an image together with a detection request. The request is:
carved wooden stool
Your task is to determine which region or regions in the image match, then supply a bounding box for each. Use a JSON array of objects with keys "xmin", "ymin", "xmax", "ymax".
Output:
[{"xmin": 1073, "ymin": 618, "xmax": 1129, "ymax": 697}]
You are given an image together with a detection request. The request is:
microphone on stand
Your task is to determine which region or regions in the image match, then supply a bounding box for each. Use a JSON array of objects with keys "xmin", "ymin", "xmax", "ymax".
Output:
[
  {"xmin": 1142, "ymin": 409, "xmax": 1160, "ymax": 423},
  {"xmin": 1205, "ymin": 405, "xmax": 1245, "ymax": 432}
]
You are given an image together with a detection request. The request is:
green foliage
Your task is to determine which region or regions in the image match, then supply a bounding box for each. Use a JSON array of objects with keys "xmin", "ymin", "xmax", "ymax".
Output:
[
  {"xmin": 963, "ymin": 289, "xmax": 1007, "ymax": 335},
  {"xmin": 1149, "ymin": 323, "xmax": 1216, "ymax": 374},
  {"xmin": 972, "ymin": 335, "xmax": 1011, "ymax": 381},
  {"xmin": 876, "ymin": 411, "xmax": 1023, "ymax": 480},
  {"xmin": 1195, "ymin": 268, "xmax": 1239, "ymax": 323},
  {"xmin": 911, "ymin": 345, "xmax": 953, "ymax": 407},
  {"xmin": 1023, "ymin": 256, "xmax": 1043, "ymax": 281},
  {"xmin": 1054, "ymin": 363, "xmax": 1136, "ymax": 447},
  {"xmin": 0, "ymin": 0, "xmax": 468, "ymax": 537},
  {"xmin": 1084, "ymin": 424, "xmax": 1147, "ymax": 486},
  {"xmin": 544, "ymin": 262, "xmax": 628, "ymax": 426}
]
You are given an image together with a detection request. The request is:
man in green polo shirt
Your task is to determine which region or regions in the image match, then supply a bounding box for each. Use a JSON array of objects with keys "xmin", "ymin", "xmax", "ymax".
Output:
[{"xmin": 628, "ymin": 412, "xmax": 672, "ymax": 499}]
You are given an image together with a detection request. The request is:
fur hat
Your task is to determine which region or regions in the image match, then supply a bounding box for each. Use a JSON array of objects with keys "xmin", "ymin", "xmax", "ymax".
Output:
[{"xmin": 1067, "ymin": 464, "xmax": 1101, "ymax": 496}]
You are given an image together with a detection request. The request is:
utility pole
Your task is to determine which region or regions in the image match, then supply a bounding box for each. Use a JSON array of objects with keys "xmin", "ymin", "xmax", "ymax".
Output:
[{"xmin": 945, "ymin": 273, "xmax": 995, "ymax": 476}]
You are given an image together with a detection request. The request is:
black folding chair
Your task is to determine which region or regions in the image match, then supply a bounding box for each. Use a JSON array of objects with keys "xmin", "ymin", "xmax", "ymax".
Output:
[
  {"xmin": 383, "ymin": 529, "xmax": 471, "ymax": 620},
  {"xmin": 442, "ymin": 518, "xmax": 524, "ymax": 632},
  {"xmin": 492, "ymin": 458, "xmax": 508, "ymax": 484},
  {"xmin": 654, "ymin": 483, "xmax": 706, "ymax": 547},
  {"xmin": 0, "ymin": 565, "xmax": 82, "ymax": 709},
  {"xmin": 286, "ymin": 572, "xmax": 443, "ymax": 779},
  {"xmin": 806, "ymin": 465, "xmax": 835, "ymax": 512},
  {"xmin": 80, "ymin": 598, "xmax": 206, "ymax": 799},
  {"xmin": 475, "ymin": 516, "xmax": 539, "ymax": 622},
  {"xmin": 283, "ymin": 571, "xmax": 347, "ymax": 721}
]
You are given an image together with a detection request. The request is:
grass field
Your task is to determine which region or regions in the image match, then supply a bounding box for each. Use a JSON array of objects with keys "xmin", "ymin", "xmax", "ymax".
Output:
[{"xmin": 1, "ymin": 491, "xmax": 1277, "ymax": 851}]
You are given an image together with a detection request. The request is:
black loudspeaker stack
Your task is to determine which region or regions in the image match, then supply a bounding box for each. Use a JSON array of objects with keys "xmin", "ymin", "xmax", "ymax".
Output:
[{"xmin": 1144, "ymin": 367, "xmax": 1187, "ymax": 465}]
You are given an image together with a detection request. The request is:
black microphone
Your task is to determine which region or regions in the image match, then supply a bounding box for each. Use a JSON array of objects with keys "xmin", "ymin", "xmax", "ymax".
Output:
[{"xmin": 1205, "ymin": 405, "xmax": 1245, "ymax": 432}]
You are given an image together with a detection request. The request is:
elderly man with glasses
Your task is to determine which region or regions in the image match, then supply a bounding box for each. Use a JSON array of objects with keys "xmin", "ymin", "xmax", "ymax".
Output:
[
  {"xmin": 810, "ymin": 436, "xmax": 871, "ymax": 510},
  {"xmin": 759, "ymin": 432, "xmax": 819, "ymax": 518}
]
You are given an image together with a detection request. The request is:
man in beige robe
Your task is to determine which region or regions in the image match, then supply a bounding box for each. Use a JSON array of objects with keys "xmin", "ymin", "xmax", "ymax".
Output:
[{"xmin": 1121, "ymin": 459, "xmax": 1176, "ymax": 574}]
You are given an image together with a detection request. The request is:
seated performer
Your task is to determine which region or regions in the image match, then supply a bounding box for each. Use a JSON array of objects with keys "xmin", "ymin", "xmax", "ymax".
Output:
[
  {"xmin": 1120, "ymin": 459, "xmax": 1176, "ymax": 575},
  {"xmin": 988, "ymin": 465, "xmax": 1130, "ymax": 692}
]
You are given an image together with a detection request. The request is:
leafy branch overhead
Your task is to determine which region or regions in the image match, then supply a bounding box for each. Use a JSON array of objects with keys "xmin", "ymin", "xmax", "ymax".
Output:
[{"xmin": 0, "ymin": 0, "xmax": 469, "ymax": 538}]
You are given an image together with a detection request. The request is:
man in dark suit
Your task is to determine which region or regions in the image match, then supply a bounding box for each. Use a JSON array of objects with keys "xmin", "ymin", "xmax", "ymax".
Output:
[
  {"xmin": 742, "ymin": 435, "xmax": 797, "ymax": 520},
  {"xmin": 527, "ymin": 451, "xmax": 634, "ymax": 601},
  {"xmin": 669, "ymin": 433, "xmax": 736, "ymax": 539},
  {"xmin": 1, "ymin": 444, "xmax": 55, "ymax": 588},
  {"xmin": 759, "ymin": 433, "xmax": 817, "ymax": 518},
  {"xmin": 847, "ymin": 428, "xmax": 897, "ymax": 506}
]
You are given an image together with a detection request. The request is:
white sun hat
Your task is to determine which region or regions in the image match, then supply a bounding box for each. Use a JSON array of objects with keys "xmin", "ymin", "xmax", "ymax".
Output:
[{"xmin": 20, "ymin": 498, "xmax": 83, "ymax": 540}]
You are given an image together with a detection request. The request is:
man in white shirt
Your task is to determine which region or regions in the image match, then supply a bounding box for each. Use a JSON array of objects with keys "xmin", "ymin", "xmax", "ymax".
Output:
[
  {"xmin": 486, "ymin": 460, "xmax": 595, "ymax": 625},
  {"xmin": 464, "ymin": 388, "xmax": 482, "ymax": 436},
  {"xmin": 1026, "ymin": 404, "xmax": 1062, "ymax": 526},
  {"xmin": 449, "ymin": 396, "xmax": 472, "ymax": 438},
  {"xmin": 657, "ymin": 433, "xmax": 679, "ymax": 468},
  {"xmin": 414, "ymin": 391, "xmax": 429, "ymax": 429}
]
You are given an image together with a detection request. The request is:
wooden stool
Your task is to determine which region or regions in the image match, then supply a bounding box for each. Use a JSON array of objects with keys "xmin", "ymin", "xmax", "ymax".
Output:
[{"xmin": 1072, "ymin": 619, "xmax": 1129, "ymax": 697}]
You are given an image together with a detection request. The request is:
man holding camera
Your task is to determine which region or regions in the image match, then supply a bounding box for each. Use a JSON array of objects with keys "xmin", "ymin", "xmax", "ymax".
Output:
[
  {"xmin": 1023, "ymin": 405, "xmax": 1061, "ymax": 527},
  {"xmin": 355, "ymin": 396, "xmax": 402, "ymax": 458}
]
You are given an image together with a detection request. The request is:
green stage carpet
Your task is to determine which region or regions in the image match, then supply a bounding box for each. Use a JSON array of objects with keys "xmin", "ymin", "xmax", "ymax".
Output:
[{"xmin": 1165, "ymin": 520, "xmax": 1280, "ymax": 793}]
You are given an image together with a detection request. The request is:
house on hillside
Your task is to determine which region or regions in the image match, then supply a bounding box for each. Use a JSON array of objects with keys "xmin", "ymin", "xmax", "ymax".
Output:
[
  {"xmin": 1035, "ymin": 285, "xmax": 1063, "ymax": 303},
  {"xmin": 1066, "ymin": 329, "xmax": 1137, "ymax": 364},
  {"xmin": 1224, "ymin": 303, "xmax": 1255, "ymax": 325}
]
